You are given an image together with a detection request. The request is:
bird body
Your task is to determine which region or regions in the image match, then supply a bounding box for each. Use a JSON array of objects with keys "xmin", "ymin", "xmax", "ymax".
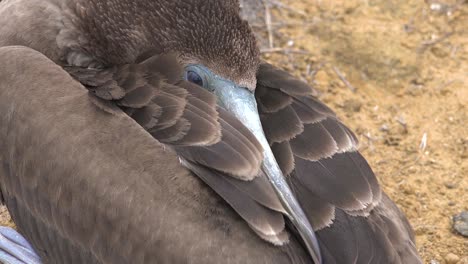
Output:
[
  {"xmin": 0, "ymin": 46, "xmax": 310, "ymax": 263},
  {"xmin": 0, "ymin": 0, "xmax": 422, "ymax": 263}
]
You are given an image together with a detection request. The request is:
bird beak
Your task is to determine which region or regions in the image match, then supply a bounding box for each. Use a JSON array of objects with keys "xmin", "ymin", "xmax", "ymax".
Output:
[{"xmin": 210, "ymin": 79, "xmax": 323, "ymax": 264}]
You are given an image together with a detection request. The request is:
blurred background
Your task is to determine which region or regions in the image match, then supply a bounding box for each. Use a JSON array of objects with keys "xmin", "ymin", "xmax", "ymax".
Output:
[
  {"xmin": 0, "ymin": 0, "xmax": 466, "ymax": 263},
  {"xmin": 239, "ymin": 0, "xmax": 467, "ymax": 263}
]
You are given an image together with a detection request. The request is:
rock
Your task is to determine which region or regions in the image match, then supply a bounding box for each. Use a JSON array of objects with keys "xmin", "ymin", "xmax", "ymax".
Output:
[
  {"xmin": 384, "ymin": 136, "xmax": 401, "ymax": 146},
  {"xmin": 314, "ymin": 70, "xmax": 331, "ymax": 87},
  {"xmin": 444, "ymin": 253, "xmax": 460, "ymax": 264},
  {"xmin": 380, "ymin": 124, "xmax": 390, "ymax": 132},
  {"xmin": 431, "ymin": 46, "xmax": 448, "ymax": 58},
  {"xmin": 453, "ymin": 211, "xmax": 468, "ymax": 237},
  {"xmin": 444, "ymin": 182, "xmax": 458, "ymax": 189},
  {"xmin": 343, "ymin": 99, "xmax": 362, "ymax": 113},
  {"xmin": 458, "ymin": 256, "xmax": 468, "ymax": 264}
]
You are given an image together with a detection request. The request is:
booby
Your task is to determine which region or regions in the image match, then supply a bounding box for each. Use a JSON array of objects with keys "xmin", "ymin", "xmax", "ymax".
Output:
[{"xmin": 0, "ymin": 0, "xmax": 422, "ymax": 263}]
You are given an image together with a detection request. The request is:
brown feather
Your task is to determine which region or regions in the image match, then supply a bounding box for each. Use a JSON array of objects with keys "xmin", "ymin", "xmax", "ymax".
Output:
[
  {"xmin": 151, "ymin": 118, "xmax": 191, "ymax": 143},
  {"xmin": 130, "ymin": 104, "xmax": 162, "ymax": 130},
  {"xmin": 182, "ymin": 161, "xmax": 287, "ymax": 241},
  {"xmin": 0, "ymin": 46, "xmax": 316, "ymax": 263},
  {"xmin": 321, "ymin": 118, "xmax": 357, "ymax": 153},
  {"xmin": 288, "ymin": 176, "xmax": 336, "ymax": 230},
  {"xmin": 87, "ymin": 94, "xmax": 122, "ymax": 115},
  {"xmin": 89, "ymin": 80, "xmax": 126, "ymax": 100},
  {"xmin": 316, "ymin": 193, "xmax": 421, "ymax": 264},
  {"xmin": 178, "ymin": 81, "xmax": 218, "ymax": 107},
  {"xmin": 342, "ymin": 124, "xmax": 360, "ymax": 147},
  {"xmin": 223, "ymin": 173, "xmax": 285, "ymax": 213},
  {"xmin": 175, "ymin": 111, "xmax": 263, "ymax": 180},
  {"xmin": 150, "ymin": 89, "xmax": 188, "ymax": 130},
  {"xmin": 256, "ymin": 85, "xmax": 293, "ymax": 113},
  {"xmin": 257, "ymin": 63, "xmax": 314, "ymax": 96},
  {"xmin": 217, "ymin": 107, "xmax": 263, "ymax": 155},
  {"xmin": 250, "ymin": 228, "xmax": 289, "ymax": 246},
  {"xmin": 167, "ymin": 100, "xmax": 221, "ymax": 146},
  {"xmin": 255, "ymin": 63, "xmax": 420, "ymax": 264},
  {"xmin": 294, "ymin": 154, "xmax": 373, "ymax": 211},
  {"xmin": 65, "ymin": 67, "xmax": 113, "ymax": 87},
  {"xmin": 117, "ymin": 85, "xmax": 155, "ymax": 108},
  {"xmin": 291, "ymin": 100, "xmax": 327, "ymax": 124},
  {"xmin": 140, "ymin": 53, "xmax": 183, "ymax": 84},
  {"xmin": 293, "ymin": 96, "xmax": 336, "ymax": 118},
  {"xmin": 271, "ymin": 141, "xmax": 295, "ymax": 176},
  {"xmin": 260, "ymin": 105, "xmax": 304, "ymax": 144},
  {"xmin": 154, "ymin": 84, "xmax": 221, "ymax": 146},
  {"xmin": 116, "ymin": 65, "xmax": 147, "ymax": 92},
  {"xmin": 290, "ymin": 123, "xmax": 338, "ymax": 161},
  {"xmin": 348, "ymin": 151, "xmax": 382, "ymax": 208}
]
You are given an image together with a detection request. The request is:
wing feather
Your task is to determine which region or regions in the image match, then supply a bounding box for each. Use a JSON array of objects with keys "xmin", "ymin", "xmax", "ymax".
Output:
[
  {"xmin": 256, "ymin": 84, "xmax": 293, "ymax": 113},
  {"xmin": 260, "ymin": 105, "xmax": 304, "ymax": 143},
  {"xmin": 256, "ymin": 62, "xmax": 421, "ymax": 263},
  {"xmin": 69, "ymin": 55, "xmax": 420, "ymax": 263},
  {"xmin": 0, "ymin": 47, "xmax": 307, "ymax": 262},
  {"xmin": 69, "ymin": 53, "xmax": 286, "ymax": 241},
  {"xmin": 182, "ymin": 161, "xmax": 288, "ymax": 245},
  {"xmin": 270, "ymin": 141, "xmax": 295, "ymax": 176},
  {"xmin": 290, "ymin": 123, "xmax": 338, "ymax": 161}
]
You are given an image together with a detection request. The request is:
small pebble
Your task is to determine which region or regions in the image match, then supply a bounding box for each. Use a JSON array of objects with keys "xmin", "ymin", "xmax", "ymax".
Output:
[
  {"xmin": 380, "ymin": 124, "xmax": 389, "ymax": 132},
  {"xmin": 343, "ymin": 99, "xmax": 362, "ymax": 113},
  {"xmin": 444, "ymin": 182, "xmax": 457, "ymax": 189},
  {"xmin": 431, "ymin": 46, "xmax": 448, "ymax": 58},
  {"xmin": 453, "ymin": 211, "xmax": 468, "ymax": 237},
  {"xmin": 444, "ymin": 253, "xmax": 460, "ymax": 264}
]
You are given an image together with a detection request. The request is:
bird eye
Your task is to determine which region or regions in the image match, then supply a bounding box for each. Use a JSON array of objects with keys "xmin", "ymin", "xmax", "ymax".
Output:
[{"xmin": 186, "ymin": 70, "xmax": 204, "ymax": 87}]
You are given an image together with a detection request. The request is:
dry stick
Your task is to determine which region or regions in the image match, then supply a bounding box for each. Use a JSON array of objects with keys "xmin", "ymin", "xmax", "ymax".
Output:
[
  {"xmin": 306, "ymin": 64, "xmax": 311, "ymax": 76},
  {"xmin": 286, "ymin": 51, "xmax": 299, "ymax": 78},
  {"xmin": 269, "ymin": 0, "xmax": 308, "ymax": 16},
  {"xmin": 260, "ymin": 47, "xmax": 310, "ymax": 54},
  {"xmin": 332, "ymin": 66, "xmax": 357, "ymax": 92},
  {"xmin": 250, "ymin": 20, "xmax": 320, "ymax": 28},
  {"xmin": 418, "ymin": 31, "xmax": 454, "ymax": 53},
  {"xmin": 261, "ymin": 0, "xmax": 274, "ymax": 49},
  {"xmin": 435, "ymin": 79, "xmax": 459, "ymax": 91},
  {"xmin": 311, "ymin": 62, "xmax": 326, "ymax": 76}
]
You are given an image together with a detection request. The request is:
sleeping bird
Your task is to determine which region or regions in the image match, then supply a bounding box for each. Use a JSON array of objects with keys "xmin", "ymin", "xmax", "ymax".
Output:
[{"xmin": 0, "ymin": 0, "xmax": 422, "ymax": 263}]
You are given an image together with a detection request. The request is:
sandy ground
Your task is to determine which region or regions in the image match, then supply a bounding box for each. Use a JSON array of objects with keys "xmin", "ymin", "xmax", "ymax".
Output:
[
  {"xmin": 243, "ymin": 0, "xmax": 467, "ymax": 262},
  {"xmin": 1, "ymin": 0, "xmax": 466, "ymax": 263}
]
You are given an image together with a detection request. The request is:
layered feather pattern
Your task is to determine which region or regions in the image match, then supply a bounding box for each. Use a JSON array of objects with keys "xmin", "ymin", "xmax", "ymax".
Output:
[
  {"xmin": 256, "ymin": 63, "xmax": 381, "ymax": 227},
  {"xmin": 69, "ymin": 56, "xmax": 420, "ymax": 263},
  {"xmin": 256, "ymin": 63, "xmax": 420, "ymax": 263},
  {"xmin": 67, "ymin": 54, "xmax": 287, "ymax": 244}
]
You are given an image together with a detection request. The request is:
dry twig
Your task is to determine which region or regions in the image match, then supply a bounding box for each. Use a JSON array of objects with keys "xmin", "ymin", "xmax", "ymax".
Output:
[
  {"xmin": 418, "ymin": 31, "xmax": 455, "ymax": 53},
  {"xmin": 332, "ymin": 66, "xmax": 357, "ymax": 92},
  {"xmin": 260, "ymin": 47, "xmax": 310, "ymax": 54},
  {"xmin": 261, "ymin": 0, "xmax": 275, "ymax": 49}
]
